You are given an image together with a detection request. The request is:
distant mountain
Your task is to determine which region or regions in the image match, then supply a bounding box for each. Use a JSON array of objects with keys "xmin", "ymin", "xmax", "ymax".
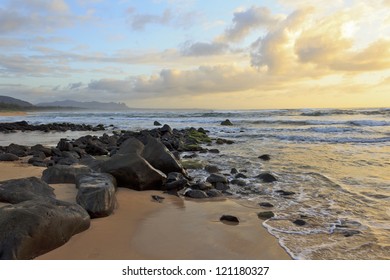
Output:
[
  {"xmin": 0, "ymin": 95, "xmax": 33, "ymax": 108},
  {"xmin": 36, "ymin": 100, "xmax": 129, "ymax": 111}
]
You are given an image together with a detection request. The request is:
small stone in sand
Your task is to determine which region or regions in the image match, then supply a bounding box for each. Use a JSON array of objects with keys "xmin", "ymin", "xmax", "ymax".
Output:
[
  {"xmin": 220, "ymin": 215, "xmax": 239, "ymax": 225},
  {"xmin": 151, "ymin": 195, "xmax": 165, "ymax": 203},
  {"xmin": 293, "ymin": 219, "xmax": 306, "ymax": 226},
  {"xmin": 257, "ymin": 211, "xmax": 275, "ymax": 220}
]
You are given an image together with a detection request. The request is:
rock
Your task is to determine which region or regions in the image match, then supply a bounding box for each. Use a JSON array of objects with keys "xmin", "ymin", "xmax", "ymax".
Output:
[
  {"xmin": 293, "ymin": 219, "xmax": 306, "ymax": 226},
  {"xmin": 230, "ymin": 179, "xmax": 247, "ymax": 186},
  {"xmin": 230, "ymin": 168, "xmax": 238, "ymax": 174},
  {"xmin": 206, "ymin": 189, "xmax": 223, "ymax": 197},
  {"xmin": 256, "ymin": 172, "xmax": 278, "ymax": 183},
  {"xmin": 206, "ymin": 173, "xmax": 228, "ymax": 184},
  {"xmin": 0, "ymin": 153, "xmax": 19, "ymax": 161},
  {"xmin": 42, "ymin": 165, "xmax": 92, "ymax": 184},
  {"xmin": 215, "ymin": 182, "xmax": 229, "ymax": 191},
  {"xmin": 342, "ymin": 230, "xmax": 361, "ymax": 237},
  {"xmin": 85, "ymin": 141, "xmax": 108, "ymax": 156},
  {"xmin": 6, "ymin": 144, "xmax": 28, "ymax": 157},
  {"xmin": 208, "ymin": 149, "xmax": 220, "ymax": 154},
  {"xmin": 151, "ymin": 195, "xmax": 165, "ymax": 203},
  {"xmin": 259, "ymin": 202, "xmax": 274, "ymax": 208},
  {"xmin": 164, "ymin": 178, "xmax": 188, "ymax": 191},
  {"xmin": 181, "ymin": 159, "xmax": 204, "ymax": 170},
  {"xmin": 30, "ymin": 144, "xmax": 52, "ymax": 157},
  {"xmin": 183, "ymin": 153, "xmax": 197, "ymax": 159},
  {"xmin": 190, "ymin": 181, "xmax": 213, "ymax": 191},
  {"xmin": 216, "ymin": 138, "xmax": 235, "ymax": 145},
  {"xmin": 220, "ymin": 215, "xmax": 239, "ymax": 224},
  {"xmin": 153, "ymin": 121, "xmax": 162, "ymax": 126},
  {"xmin": 205, "ymin": 165, "xmax": 219, "ymax": 174},
  {"xmin": 100, "ymin": 153, "xmax": 166, "ymax": 191},
  {"xmin": 220, "ymin": 119, "xmax": 233, "ymax": 126},
  {"xmin": 117, "ymin": 137, "xmax": 144, "ymax": 155},
  {"xmin": 75, "ymin": 173, "xmax": 117, "ymax": 218},
  {"xmin": 0, "ymin": 199, "xmax": 90, "ymax": 259},
  {"xmin": 184, "ymin": 189, "xmax": 208, "ymax": 199},
  {"xmin": 56, "ymin": 139, "xmax": 73, "ymax": 152},
  {"xmin": 0, "ymin": 177, "xmax": 55, "ymax": 204},
  {"xmin": 258, "ymin": 154, "xmax": 271, "ymax": 161},
  {"xmin": 160, "ymin": 124, "xmax": 172, "ymax": 134},
  {"xmin": 235, "ymin": 173, "xmax": 247, "ymax": 179},
  {"xmin": 257, "ymin": 211, "xmax": 275, "ymax": 220},
  {"xmin": 275, "ymin": 190, "xmax": 295, "ymax": 196},
  {"xmin": 142, "ymin": 135, "xmax": 186, "ymax": 176}
]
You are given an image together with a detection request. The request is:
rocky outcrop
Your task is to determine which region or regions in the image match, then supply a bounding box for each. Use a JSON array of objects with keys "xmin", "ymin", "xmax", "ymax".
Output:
[
  {"xmin": 220, "ymin": 119, "xmax": 233, "ymax": 126},
  {"xmin": 42, "ymin": 165, "xmax": 92, "ymax": 184},
  {"xmin": 0, "ymin": 199, "xmax": 90, "ymax": 259},
  {"xmin": 0, "ymin": 177, "xmax": 55, "ymax": 204},
  {"xmin": 0, "ymin": 121, "xmax": 105, "ymax": 133},
  {"xmin": 256, "ymin": 172, "xmax": 278, "ymax": 183},
  {"xmin": 100, "ymin": 153, "xmax": 166, "ymax": 190}
]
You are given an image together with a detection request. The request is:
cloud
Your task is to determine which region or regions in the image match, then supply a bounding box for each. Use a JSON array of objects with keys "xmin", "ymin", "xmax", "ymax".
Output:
[
  {"xmin": 0, "ymin": 0, "xmax": 74, "ymax": 34},
  {"xmin": 221, "ymin": 6, "xmax": 283, "ymax": 42},
  {"xmin": 180, "ymin": 41, "xmax": 229, "ymax": 56},
  {"xmin": 128, "ymin": 8, "xmax": 173, "ymax": 30}
]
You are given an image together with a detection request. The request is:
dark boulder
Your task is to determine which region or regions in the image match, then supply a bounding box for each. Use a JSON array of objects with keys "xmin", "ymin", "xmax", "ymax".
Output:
[
  {"xmin": 160, "ymin": 124, "xmax": 173, "ymax": 134},
  {"xmin": 153, "ymin": 121, "xmax": 162, "ymax": 126},
  {"xmin": 30, "ymin": 144, "xmax": 52, "ymax": 157},
  {"xmin": 85, "ymin": 140, "xmax": 108, "ymax": 156},
  {"xmin": 0, "ymin": 199, "xmax": 90, "ymax": 260},
  {"xmin": 142, "ymin": 135, "xmax": 186, "ymax": 176},
  {"xmin": 0, "ymin": 177, "xmax": 55, "ymax": 204},
  {"xmin": 208, "ymin": 149, "xmax": 220, "ymax": 154},
  {"xmin": 275, "ymin": 190, "xmax": 295, "ymax": 196},
  {"xmin": 230, "ymin": 168, "xmax": 238, "ymax": 174},
  {"xmin": 258, "ymin": 154, "xmax": 271, "ymax": 161},
  {"xmin": 220, "ymin": 119, "xmax": 233, "ymax": 126},
  {"xmin": 259, "ymin": 202, "xmax": 274, "ymax": 208},
  {"xmin": 256, "ymin": 172, "xmax": 278, "ymax": 183},
  {"xmin": 220, "ymin": 215, "xmax": 239, "ymax": 225},
  {"xmin": 6, "ymin": 144, "xmax": 28, "ymax": 157},
  {"xmin": 205, "ymin": 165, "xmax": 219, "ymax": 174},
  {"xmin": 100, "ymin": 153, "xmax": 166, "ymax": 190},
  {"xmin": 184, "ymin": 189, "xmax": 208, "ymax": 199},
  {"xmin": 206, "ymin": 173, "xmax": 228, "ymax": 185},
  {"xmin": 76, "ymin": 173, "xmax": 117, "ymax": 218},
  {"xmin": 164, "ymin": 172, "xmax": 188, "ymax": 191},
  {"xmin": 0, "ymin": 153, "xmax": 19, "ymax": 162},
  {"xmin": 56, "ymin": 139, "xmax": 73, "ymax": 152},
  {"xmin": 42, "ymin": 165, "xmax": 92, "ymax": 184},
  {"xmin": 235, "ymin": 173, "xmax": 247, "ymax": 179},
  {"xmin": 215, "ymin": 182, "xmax": 229, "ymax": 191},
  {"xmin": 293, "ymin": 219, "xmax": 306, "ymax": 226},
  {"xmin": 117, "ymin": 137, "xmax": 144, "ymax": 155},
  {"xmin": 206, "ymin": 189, "xmax": 223, "ymax": 197},
  {"xmin": 257, "ymin": 211, "xmax": 275, "ymax": 220}
]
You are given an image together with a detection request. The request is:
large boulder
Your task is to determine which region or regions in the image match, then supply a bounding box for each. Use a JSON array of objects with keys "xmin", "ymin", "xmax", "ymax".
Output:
[
  {"xmin": 0, "ymin": 177, "xmax": 55, "ymax": 204},
  {"xmin": 0, "ymin": 153, "xmax": 19, "ymax": 162},
  {"xmin": 76, "ymin": 173, "xmax": 117, "ymax": 218},
  {"xmin": 142, "ymin": 135, "xmax": 186, "ymax": 176},
  {"xmin": 41, "ymin": 165, "xmax": 92, "ymax": 184},
  {"xmin": 100, "ymin": 153, "xmax": 166, "ymax": 190},
  {"xmin": 0, "ymin": 199, "xmax": 90, "ymax": 259},
  {"xmin": 117, "ymin": 137, "xmax": 144, "ymax": 155},
  {"xmin": 6, "ymin": 144, "xmax": 28, "ymax": 157}
]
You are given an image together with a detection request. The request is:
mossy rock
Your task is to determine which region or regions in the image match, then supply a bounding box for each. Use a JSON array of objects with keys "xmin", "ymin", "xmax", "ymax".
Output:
[
  {"xmin": 181, "ymin": 159, "xmax": 205, "ymax": 170},
  {"xmin": 187, "ymin": 129, "xmax": 212, "ymax": 144}
]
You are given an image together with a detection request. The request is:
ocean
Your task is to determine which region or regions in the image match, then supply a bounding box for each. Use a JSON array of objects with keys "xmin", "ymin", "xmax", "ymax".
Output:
[{"xmin": 1, "ymin": 108, "xmax": 389, "ymax": 259}]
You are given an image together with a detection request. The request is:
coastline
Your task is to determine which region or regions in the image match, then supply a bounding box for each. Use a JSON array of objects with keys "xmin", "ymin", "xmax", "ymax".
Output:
[
  {"xmin": 0, "ymin": 111, "xmax": 27, "ymax": 117},
  {"xmin": 0, "ymin": 161, "xmax": 290, "ymax": 260}
]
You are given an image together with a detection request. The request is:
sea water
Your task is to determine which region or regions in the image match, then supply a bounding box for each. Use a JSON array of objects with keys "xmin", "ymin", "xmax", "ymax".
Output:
[{"xmin": 1, "ymin": 108, "xmax": 389, "ymax": 259}]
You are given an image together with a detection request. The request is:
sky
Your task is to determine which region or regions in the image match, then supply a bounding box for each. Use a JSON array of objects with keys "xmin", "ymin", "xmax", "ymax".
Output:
[{"xmin": 0, "ymin": 0, "xmax": 390, "ymax": 109}]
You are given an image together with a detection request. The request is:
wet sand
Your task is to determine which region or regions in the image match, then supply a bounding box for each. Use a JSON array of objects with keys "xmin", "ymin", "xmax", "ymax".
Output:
[{"xmin": 0, "ymin": 161, "xmax": 290, "ymax": 260}]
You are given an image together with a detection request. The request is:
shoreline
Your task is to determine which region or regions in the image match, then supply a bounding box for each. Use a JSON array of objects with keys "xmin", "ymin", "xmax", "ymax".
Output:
[{"xmin": 0, "ymin": 161, "xmax": 290, "ymax": 260}]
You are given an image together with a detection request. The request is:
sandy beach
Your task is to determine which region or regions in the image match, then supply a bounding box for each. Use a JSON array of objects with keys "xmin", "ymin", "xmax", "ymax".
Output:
[
  {"xmin": 0, "ymin": 111, "xmax": 27, "ymax": 117},
  {"xmin": 0, "ymin": 160, "xmax": 290, "ymax": 260}
]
